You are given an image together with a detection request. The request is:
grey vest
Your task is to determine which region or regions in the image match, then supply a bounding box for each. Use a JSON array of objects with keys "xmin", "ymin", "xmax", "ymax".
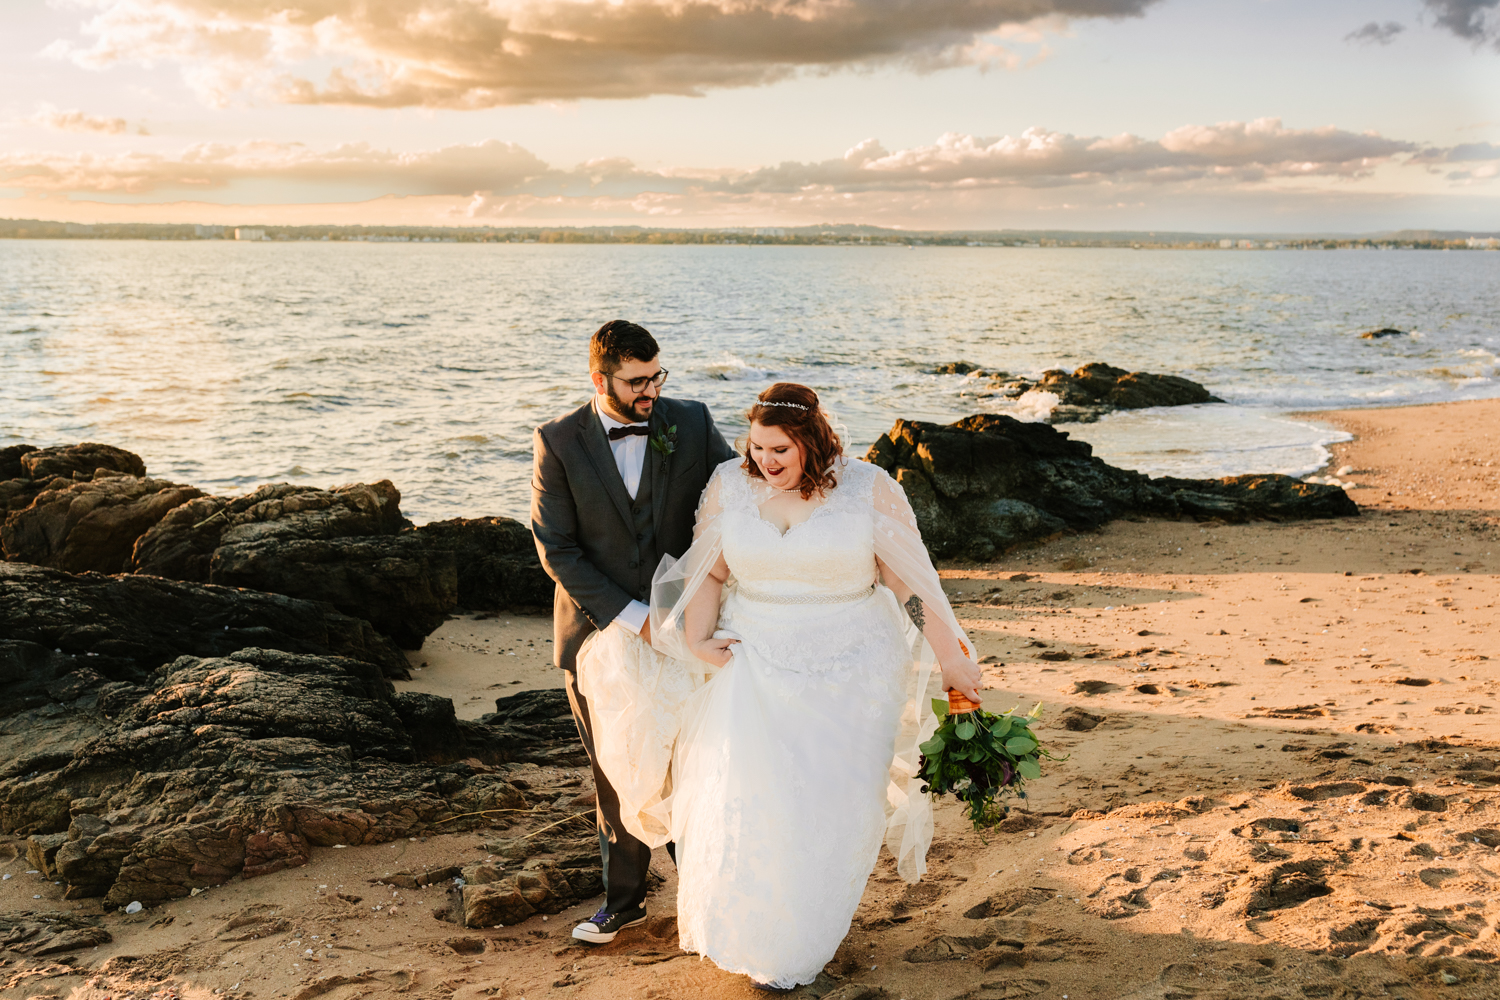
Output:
[{"xmin": 626, "ymin": 460, "xmax": 656, "ymax": 604}]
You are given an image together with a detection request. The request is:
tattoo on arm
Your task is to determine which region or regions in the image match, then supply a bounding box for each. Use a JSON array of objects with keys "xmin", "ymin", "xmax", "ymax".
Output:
[{"xmin": 904, "ymin": 593, "xmax": 926, "ymax": 631}]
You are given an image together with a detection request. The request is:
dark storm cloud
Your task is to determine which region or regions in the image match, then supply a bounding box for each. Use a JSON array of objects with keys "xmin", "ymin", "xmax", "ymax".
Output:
[
  {"xmin": 1423, "ymin": 0, "xmax": 1500, "ymax": 47},
  {"xmin": 1345, "ymin": 21, "xmax": 1405, "ymax": 45}
]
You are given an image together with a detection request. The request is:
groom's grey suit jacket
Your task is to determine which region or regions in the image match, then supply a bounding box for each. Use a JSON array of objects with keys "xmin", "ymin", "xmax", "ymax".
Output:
[{"xmin": 531, "ymin": 396, "xmax": 736, "ymax": 673}]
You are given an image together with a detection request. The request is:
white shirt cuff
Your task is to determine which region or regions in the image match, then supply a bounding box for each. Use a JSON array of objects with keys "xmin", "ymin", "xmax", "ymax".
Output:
[{"xmin": 614, "ymin": 600, "xmax": 650, "ymax": 635}]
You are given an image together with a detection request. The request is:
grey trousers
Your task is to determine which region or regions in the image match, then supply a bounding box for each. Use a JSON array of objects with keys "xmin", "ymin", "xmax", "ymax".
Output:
[{"xmin": 562, "ymin": 667, "xmax": 671, "ymax": 914}]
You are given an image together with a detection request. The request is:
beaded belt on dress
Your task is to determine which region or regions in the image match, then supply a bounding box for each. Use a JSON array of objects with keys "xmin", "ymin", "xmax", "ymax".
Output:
[{"xmin": 737, "ymin": 584, "xmax": 876, "ymax": 605}]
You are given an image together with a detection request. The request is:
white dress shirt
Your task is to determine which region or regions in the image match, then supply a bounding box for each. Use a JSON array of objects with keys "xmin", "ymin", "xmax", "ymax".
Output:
[
  {"xmin": 595, "ymin": 397, "xmax": 651, "ymax": 635},
  {"xmin": 595, "ymin": 397, "xmax": 649, "ymax": 500}
]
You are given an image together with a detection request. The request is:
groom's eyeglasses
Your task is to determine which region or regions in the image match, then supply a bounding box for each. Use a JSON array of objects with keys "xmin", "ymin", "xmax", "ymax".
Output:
[{"xmin": 598, "ymin": 369, "xmax": 669, "ymax": 395}]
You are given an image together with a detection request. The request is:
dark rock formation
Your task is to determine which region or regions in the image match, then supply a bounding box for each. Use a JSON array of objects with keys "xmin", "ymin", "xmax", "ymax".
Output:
[
  {"xmin": 0, "ymin": 561, "xmax": 411, "ymax": 682},
  {"xmin": 0, "ymin": 449, "xmax": 590, "ymax": 916},
  {"xmin": 127, "ymin": 481, "xmax": 407, "ymax": 582},
  {"xmin": 936, "ymin": 362, "xmax": 1224, "ymax": 423},
  {"xmin": 461, "ymin": 852, "xmax": 604, "ymax": 928},
  {"xmin": 0, "ymin": 443, "xmax": 152, "ymax": 525},
  {"xmin": 17, "ymin": 443, "xmax": 145, "ymax": 481},
  {"xmin": 411, "ymin": 517, "xmax": 553, "ymax": 610},
  {"xmin": 867, "ymin": 414, "xmax": 1358, "ymax": 560},
  {"xmin": 127, "ymin": 484, "xmax": 552, "ymax": 647},
  {"xmin": 925, "ymin": 361, "xmax": 993, "ymax": 376},
  {"xmin": 394, "ymin": 691, "xmax": 468, "ymax": 763},
  {"xmin": 0, "ymin": 443, "xmax": 183, "ymax": 570},
  {"xmin": 4, "ymin": 447, "xmax": 549, "ymax": 653},
  {"xmin": 395, "ymin": 687, "xmax": 585, "ymax": 770},
  {"xmin": 0, "ymin": 636, "xmax": 585, "ymax": 908},
  {"xmin": 468, "ymin": 688, "xmax": 589, "ymax": 769},
  {"xmin": 867, "ymin": 415, "xmax": 1159, "ymax": 559},
  {"xmin": 1360, "ymin": 328, "xmax": 1406, "ymax": 339},
  {"xmin": 2, "ymin": 474, "xmax": 204, "ymax": 574},
  {"xmin": 0, "ymin": 445, "xmax": 40, "ymax": 481},
  {"xmin": 210, "ymin": 534, "xmax": 456, "ymax": 650},
  {"xmin": 126, "ymin": 481, "xmax": 475, "ymax": 648},
  {"xmin": 1156, "ymin": 474, "xmax": 1364, "ymax": 522}
]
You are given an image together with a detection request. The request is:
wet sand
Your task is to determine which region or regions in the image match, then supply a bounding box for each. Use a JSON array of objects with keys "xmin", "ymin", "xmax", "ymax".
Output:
[{"xmin": 3, "ymin": 399, "xmax": 1497, "ymax": 1000}]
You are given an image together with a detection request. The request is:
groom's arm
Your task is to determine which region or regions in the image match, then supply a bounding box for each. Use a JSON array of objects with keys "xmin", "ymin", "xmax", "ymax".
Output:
[{"xmin": 531, "ymin": 426, "xmax": 634, "ymax": 631}]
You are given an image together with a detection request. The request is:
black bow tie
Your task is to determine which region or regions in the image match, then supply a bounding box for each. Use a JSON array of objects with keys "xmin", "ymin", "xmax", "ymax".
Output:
[{"xmin": 607, "ymin": 424, "xmax": 650, "ymax": 441}]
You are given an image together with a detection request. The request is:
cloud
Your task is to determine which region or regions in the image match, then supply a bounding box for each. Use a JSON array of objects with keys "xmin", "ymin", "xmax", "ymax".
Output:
[
  {"xmin": 0, "ymin": 120, "xmax": 1419, "ymax": 202},
  {"xmin": 0, "ymin": 139, "xmax": 550, "ymax": 194},
  {"xmin": 1414, "ymin": 141, "xmax": 1500, "ymax": 162},
  {"xmin": 25, "ymin": 106, "xmax": 134, "ymax": 135},
  {"xmin": 723, "ymin": 119, "xmax": 1416, "ymax": 191},
  {"xmin": 1345, "ymin": 21, "xmax": 1405, "ymax": 45},
  {"xmin": 1411, "ymin": 139, "xmax": 1500, "ymax": 182},
  {"xmin": 1, "ymin": 123, "xmax": 1492, "ymax": 231},
  {"xmin": 1423, "ymin": 0, "xmax": 1500, "ymax": 47},
  {"xmin": 48, "ymin": 0, "xmax": 1159, "ymax": 108}
]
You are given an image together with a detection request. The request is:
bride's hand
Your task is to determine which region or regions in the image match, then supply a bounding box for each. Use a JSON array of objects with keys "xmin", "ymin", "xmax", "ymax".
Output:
[
  {"xmin": 692, "ymin": 636, "xmax": 739, "ymax": 667},
  {"xmin": 940, "ymin": 655, "xmax": 982, "ymax": 703}
]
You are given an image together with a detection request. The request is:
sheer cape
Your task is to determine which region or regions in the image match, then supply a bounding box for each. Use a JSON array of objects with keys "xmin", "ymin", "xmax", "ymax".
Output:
[
  {"xmin": 650, "ymin": 457, "xmax": 973, "ymax": 883},
  {"xmin": 574, "ymin": 624, "xmax": 710, "ymax": 847}
]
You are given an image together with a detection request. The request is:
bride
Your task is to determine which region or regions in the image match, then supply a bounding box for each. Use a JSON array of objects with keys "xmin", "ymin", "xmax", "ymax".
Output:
[{"xmin": 576, "ymin": 382, "xmax": 982, "ymax": 992}]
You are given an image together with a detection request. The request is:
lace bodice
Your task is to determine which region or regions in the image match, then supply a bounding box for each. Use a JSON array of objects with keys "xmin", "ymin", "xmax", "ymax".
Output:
[{"xmin": 707, "ymin": 458, "xmax": 879, "ymax": 597}]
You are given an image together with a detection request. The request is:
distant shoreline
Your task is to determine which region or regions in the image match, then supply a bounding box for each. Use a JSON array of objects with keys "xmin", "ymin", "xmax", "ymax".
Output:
[{"xmin": 3, "ymin": 217, "xmax": 1497, "ymax": 251}]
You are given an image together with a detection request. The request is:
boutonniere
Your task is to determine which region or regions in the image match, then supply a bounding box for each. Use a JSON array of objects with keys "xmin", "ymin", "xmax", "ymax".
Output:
[{"xmin": 649, "ymin": 425, "xmax": 678, "ymax": 458}]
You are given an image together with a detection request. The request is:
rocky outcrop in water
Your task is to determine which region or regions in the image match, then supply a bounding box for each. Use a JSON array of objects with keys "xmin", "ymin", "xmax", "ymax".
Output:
[
  {"xmin": 867, "ymin": 414, "xmax": 1359, "ymax": 560},
  {"xmin": 0, "ymin": 445, "xmax": 39, "ymax": 481},
  {"xmin": 2, "ymin": 474, "xmax": 204, "ymax": 574},
  {"xmin": 11, "ymin": 443, "xmax": 145, "ymax": 482},
  {"xmin": 0, "ymin": 442, "xmax": 152, "ymax": 521},
  {"xmin": 932, "ymin": 362, "xmax": 1224, "ymax": 423},
  {"xmin": 1, "ymin": 615, "xmax": 587, "ymax": 907},
  {"xmin": 2, "ymin": 444, "xmax": 553, "ymax": 651}
]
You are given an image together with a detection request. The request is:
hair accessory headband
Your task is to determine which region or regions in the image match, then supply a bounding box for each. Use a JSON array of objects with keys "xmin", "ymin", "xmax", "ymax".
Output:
[{"xmin": 757, "ymin": 400, "xmax": 810, "ymax": 411}]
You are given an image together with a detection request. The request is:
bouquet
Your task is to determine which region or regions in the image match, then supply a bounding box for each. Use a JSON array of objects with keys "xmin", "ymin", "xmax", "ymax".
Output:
[{"xmin": 917, "ymin": 693, "xmax": 1061, "ymax": 829}]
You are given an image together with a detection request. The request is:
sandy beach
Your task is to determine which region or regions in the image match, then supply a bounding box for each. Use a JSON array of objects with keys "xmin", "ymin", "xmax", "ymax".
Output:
[{"xmin": 4, "ymin": 398, "xmax": 1498, "ymax": 1000}]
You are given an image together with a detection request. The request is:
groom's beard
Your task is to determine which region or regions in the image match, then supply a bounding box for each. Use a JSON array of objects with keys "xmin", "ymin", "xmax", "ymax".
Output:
[{"xmin": 603, "ymin": 383, "xmax": 655, "ymax": 423}]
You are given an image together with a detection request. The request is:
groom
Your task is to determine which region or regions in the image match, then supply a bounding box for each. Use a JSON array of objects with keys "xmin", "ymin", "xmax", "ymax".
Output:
[{"xmin": 531, "ymin": 320, "xmax": 735, "ymax": 944}]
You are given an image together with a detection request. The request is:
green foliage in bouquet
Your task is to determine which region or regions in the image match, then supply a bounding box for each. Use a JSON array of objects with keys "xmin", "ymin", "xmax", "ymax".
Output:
[{"xmin": 917, "ymin": 700, "xmax": 1063, "ymax": 829}]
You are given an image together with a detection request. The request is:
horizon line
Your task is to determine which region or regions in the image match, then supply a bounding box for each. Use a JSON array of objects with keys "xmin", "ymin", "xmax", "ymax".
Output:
[{"xmin": 4, "ymin": 217, "xmax": 1499, "ymax": 242}]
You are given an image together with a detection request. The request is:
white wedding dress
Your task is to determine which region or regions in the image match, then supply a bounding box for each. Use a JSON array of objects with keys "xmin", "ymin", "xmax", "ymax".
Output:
[{"xmin": 576, "ymin": 457, "xmax": 973, "ymax": 989}]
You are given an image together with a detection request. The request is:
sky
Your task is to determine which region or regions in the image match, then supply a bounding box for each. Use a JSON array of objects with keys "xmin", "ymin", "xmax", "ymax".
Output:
[{"xmin": 2, "ymin": 0, "xmax": 1499, "ymax": 231}]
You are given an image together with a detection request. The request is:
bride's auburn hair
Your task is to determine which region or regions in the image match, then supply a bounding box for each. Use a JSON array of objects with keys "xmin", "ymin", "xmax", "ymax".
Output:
[{"xmin": 743, "ymin": 382, "xmax": 843, "ymax": 500}]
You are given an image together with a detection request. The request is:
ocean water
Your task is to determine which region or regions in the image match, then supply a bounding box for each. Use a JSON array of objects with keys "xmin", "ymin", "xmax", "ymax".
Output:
[{"xmin": 2, "ymin": 241, "xmax": 1497, "ymax": 522}]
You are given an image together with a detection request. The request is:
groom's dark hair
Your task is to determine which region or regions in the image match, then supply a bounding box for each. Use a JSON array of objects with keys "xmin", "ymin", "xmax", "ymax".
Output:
[{"xmin": 590, "ymin": 320, "xmax": 659, "ymax": 375}]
